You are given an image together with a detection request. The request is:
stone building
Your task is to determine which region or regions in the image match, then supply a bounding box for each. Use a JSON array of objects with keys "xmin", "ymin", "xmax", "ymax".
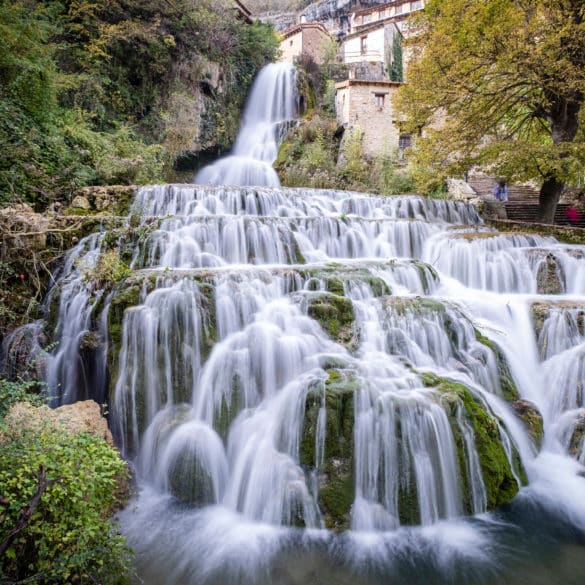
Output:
[
  {"xmin": 349, "ymin": 0, "xmax": 425, "ymax": 36},
  {"xmin": 340, "ymin": 20, "xmax": 402, "ymax": 74},
  {"xmin": 336, "ymin": 79, "xmax": 409, "ymax": 157},
  {"xmin": 279, "ymin": 23, "xmax": 333, "ymax": 64}
]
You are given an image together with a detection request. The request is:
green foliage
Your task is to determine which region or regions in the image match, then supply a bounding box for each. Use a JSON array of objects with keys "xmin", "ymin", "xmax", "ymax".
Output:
[
  {"xmin": 338, "ymin": 128, "xmax": 368, "ymax": 186},
  {"xmin": 0, "ymin": 423, "xmax": 131, "ymax": 584},
  {"xmin": 374, "ymin": 152, "xmax": 416, "ymax": 195},
  {"xmin": 396, "ymin": 0, "xmax": 585, "ymax": 220},
  {"xmin": 78, "ymin": 249, "xmax": 132, "ymax": 290},
  {"xmin": 0, "ymin": 0, "xmax": 278, "ymax": 208},
  {"xmin": 389, "ymin": 32, "xmax": 403, "ymax": 83},
  {"xmin": 277, "ymin": 116, "xmax": 416, "ymax": 195},
  {"xmin": 0, "ymin": 379, "xmax": 45, "ymax": 418}
]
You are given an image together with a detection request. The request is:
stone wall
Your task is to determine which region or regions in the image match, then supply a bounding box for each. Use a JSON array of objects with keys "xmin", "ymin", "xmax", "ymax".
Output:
[
  {"xmin": 280, "ymin": 31, "xmax": 304, "ymax": 62},
  {"xmin": 279, "ymin": 25, "xmax": 331, "ymax": 64},
  {"xmin": 336, "ymin": 80, "xmax": 401, "ymax": 156},
  {"xmin": 302, "ymin": 27, "xmax": 332, "ymax": 63}
]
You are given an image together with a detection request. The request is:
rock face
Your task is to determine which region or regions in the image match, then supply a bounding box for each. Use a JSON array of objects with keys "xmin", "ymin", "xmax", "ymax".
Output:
[
  {"xmin": 300, "ymin": 369, "xmax": 356, "ymax": 531},
  {"xmin": 536, "ymin": 253, "xmax": 565, "ymax": 294},
  {"xmin": 423, "ymin": 374, "xmax": 523, "ymax": 511},
  {"xmin": 511, "ymin": 399, "xmax": 544, "ymax": 448},
  {"xmin": 66, "ymin": 185, "xmax": 137, "ymax": 216}
]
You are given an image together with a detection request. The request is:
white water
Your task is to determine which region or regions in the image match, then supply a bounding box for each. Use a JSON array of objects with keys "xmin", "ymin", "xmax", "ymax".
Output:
[{"xmin": 195, "ymin": 62, "xmax": 297, "ymax": 188}]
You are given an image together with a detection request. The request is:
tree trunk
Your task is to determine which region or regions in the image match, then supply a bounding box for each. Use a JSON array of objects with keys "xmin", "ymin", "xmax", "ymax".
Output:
[{"xmin": 538, "ymin": 176, "xmax": 564, "ymax": 224}]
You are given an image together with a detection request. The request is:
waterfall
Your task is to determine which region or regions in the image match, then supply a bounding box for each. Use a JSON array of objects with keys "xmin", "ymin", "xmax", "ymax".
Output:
[
  {"xmin": 195, "ymin": 63, "xmax": 297, "ymax": 188},
  {"xmin": 6, "ymin": 181, "xmax": 585, "ymax": 583},
  {"xmin": 5, "ymin": 68, "xmax": 585, "ymax": 585}
]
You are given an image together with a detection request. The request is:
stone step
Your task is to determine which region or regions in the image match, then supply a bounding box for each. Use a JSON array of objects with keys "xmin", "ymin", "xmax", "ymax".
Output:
[{"xmin": 505, "ymin": 203, "xmax": 585, "ymax": 227}]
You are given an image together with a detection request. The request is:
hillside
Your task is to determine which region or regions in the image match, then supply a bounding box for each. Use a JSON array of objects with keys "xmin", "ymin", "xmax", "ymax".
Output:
[{"xmin": 0, "ymin": 0, "xmax": 278, "ymax": 210}]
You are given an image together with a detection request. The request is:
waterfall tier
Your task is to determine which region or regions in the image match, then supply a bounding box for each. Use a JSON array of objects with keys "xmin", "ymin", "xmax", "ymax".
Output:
[{"xmin": 195, "ymin": 63, "xmax": 297, "ymax": 188}]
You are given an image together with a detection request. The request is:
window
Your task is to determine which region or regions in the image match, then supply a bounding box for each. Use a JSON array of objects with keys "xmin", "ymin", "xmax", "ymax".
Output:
[
  {"xmin": 411, "ymin": 1, "xmax": 423, "ymax": 10},
  {"xmin": 378, "ymin": 9, "xmax": 385, "ymax": 19},
  {"xmin": 395, "ymin": 4, "xmax": 403, "ymax": 15},
  {"xmin": 374, "ymin": 93, "xmax": 385, "ymax": 108},
  {"xmin": 360, "ymin": 36, "xmax": 367, "ymax": 55},
  {"xmin": 399, "ymin": 133, "xmax": 412, "ymax": 155},
  {"xmin": 289, "ymin": 40, "xmax": 293, "ymax": 46}
]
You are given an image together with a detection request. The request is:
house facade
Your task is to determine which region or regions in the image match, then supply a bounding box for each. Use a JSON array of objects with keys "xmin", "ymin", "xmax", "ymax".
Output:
[
  {"xmin": 336, "ymin": 80, "xmax": 408, "ymax": 157},
  {"xmin": 340, "ymin": 20, "xmax": 402, "ymax": 75},
  {"xmin": 349, "ymin": 0, "xmax": 425, "ymax": 35},
  {"xmin": 279, "ymin": 23, "xmax": 333, "ymax": 64}
]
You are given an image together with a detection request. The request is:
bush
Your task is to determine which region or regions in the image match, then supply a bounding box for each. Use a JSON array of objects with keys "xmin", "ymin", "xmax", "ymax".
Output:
[
  {"xmin": 0, "ymin": 421, "xmax": 131, "ymax": 583},
  {"xmin": 0, "ymin": 379, "xmax": 132, "ymax": 584},
  {"xmin": 0, "ymin": 379, "xmax": 45, "ymax": 418}
]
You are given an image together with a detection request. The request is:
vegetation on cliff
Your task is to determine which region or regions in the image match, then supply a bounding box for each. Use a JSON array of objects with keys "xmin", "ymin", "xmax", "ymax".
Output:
[
  {"xmin": 0, "ymin": 0, "xmax": 278, "ymax": 209},
  {"xmin": 396, "ymin": 0, "xmax": 585, "ymax": 222}
]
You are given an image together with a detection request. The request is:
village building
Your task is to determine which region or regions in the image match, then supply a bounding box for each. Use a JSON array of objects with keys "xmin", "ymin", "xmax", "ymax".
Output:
[
  {"xmin": 278, "ymin": 23, "xmax": 333, "ymax": 64},
  {"xmin": 336, "ymin": 79, "xmax": 411, "ymax": 158},
  {"xmin": 339, "ymin": 19, "xmax": 402, "ymax": 79},
  {"xmin": 349, "ymin": 0, "xmax": 425, "ymax": 36}
]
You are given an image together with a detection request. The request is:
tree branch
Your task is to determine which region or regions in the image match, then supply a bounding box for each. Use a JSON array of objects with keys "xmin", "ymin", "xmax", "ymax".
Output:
[{"xmin": 0, "ymin": 466, "xmax": 64, "ymax": 559}]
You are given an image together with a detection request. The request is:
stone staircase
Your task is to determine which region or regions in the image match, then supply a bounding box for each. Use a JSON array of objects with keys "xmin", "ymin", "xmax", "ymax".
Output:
[
  {"xmin": 467, "ymin": 173, "xmax": 585, "ymax": 227},
  {"xmin": 467, "ymin": 174, "xmax": 540, "ymax": 203}
]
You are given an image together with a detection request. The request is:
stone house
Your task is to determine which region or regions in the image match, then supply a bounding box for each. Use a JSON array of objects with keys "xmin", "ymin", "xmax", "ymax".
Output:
[
  {"xmin": 340, "ymin": 19, "xmax": 402, "ymax": 77},
  {"xmin": 349, "ymin": 0, "xmax": 425, "ymax": 36},
  {"xmin": 336, "ymin": 79, "xmax": 411, "ymax": 158},
  {"xmin": 279, "ymin": 23, "xmax": 333, "ymax": 65}
]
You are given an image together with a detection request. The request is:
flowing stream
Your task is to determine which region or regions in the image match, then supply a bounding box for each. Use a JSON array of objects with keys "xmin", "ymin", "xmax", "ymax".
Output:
[{"xmin": 5, "ymin": 64, "xmax": 585, "ymax": 584}]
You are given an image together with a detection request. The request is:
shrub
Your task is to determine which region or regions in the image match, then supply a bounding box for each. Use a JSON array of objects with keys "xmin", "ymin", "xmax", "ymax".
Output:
[{"xmin": 0, "ymin": 422, "xmax": 131, "ymax": 584}]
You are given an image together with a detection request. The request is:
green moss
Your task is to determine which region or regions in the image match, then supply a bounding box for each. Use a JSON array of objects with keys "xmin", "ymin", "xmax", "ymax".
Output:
[
  {"xmin": 386, "ymin": 296, "xmax": 445, "ymax": 316},
  {"xmin": 474, "ymin": 329, "xmax": 519, "ymax": 402},
  {"xmin": 511, "ymin": 399, "xmax": 544, "ymax": 448},
  {"xmin": 300, "ymin": 370, "xmax": 357, "ymax": 531},
  {"xmin": 307, "ymin": 292, "xmax": 357, "ymax": 350},
  {"xmin": 423, "ymin": 373, "xmax": 521, "ymax": 510}
]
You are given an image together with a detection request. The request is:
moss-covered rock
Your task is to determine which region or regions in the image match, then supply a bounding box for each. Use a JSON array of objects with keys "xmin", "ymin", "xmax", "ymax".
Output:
[
  {"xmin": 511, "ymin": 399, "xmax": 544, "ymax": 448},
  {"xmin": 307, "ymin": 292, "xmax": 358, "ymax": 350},
  {"xmin": 422, "ymin": 373, "xmax": 521, "ymax": 510},
  {"xmin": 530, "ymin": 301, "xmax": 585, "ymax": 341},
  {"xmin": 474, "ymin": 329, "xmax": 519, "ymax": 402},
  {"xmin": 300, "ymin": 369, "xmax": 357, "ymax": 531},
  {"xmin": 569, "ymin": 412, "xmax": 585, "ymax": 460}
]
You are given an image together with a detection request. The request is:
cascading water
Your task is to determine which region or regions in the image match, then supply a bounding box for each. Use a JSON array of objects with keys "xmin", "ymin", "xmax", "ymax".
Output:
[
  {"xmin": 6, "ymin": 68, "xmax": 585, "ymax": 585},
  {"xmin": 194, "ymin": 62, "xmax": 297, "ymax": 188}
]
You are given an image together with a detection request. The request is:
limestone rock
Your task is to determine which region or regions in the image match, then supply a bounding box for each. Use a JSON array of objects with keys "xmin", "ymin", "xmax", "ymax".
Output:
[
  {"xmin": 4, "ymin": 400, "xmax": 114, "ymax": 446},
  {"xmin": 511, "ymin": 399, "xmax": 544, "ymax": 448},
  {"xmin": 71, "ymin": 194, "xmax": 91, "ymax": 210}
]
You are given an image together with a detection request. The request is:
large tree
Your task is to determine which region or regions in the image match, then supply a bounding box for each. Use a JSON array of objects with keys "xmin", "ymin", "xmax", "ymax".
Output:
[{"xmin": 396, "ymin": 0, "xmax": 585, "ymax": 223}]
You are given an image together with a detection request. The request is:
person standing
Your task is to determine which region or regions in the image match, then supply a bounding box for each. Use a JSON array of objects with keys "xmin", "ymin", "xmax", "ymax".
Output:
[{"xmin": 492, "ymin": 180, "xmax": 509, "ymax": 202}]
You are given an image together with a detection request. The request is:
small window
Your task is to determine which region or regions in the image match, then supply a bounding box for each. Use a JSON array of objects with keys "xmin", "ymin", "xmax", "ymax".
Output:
[
  {"xmin": 289, "ymin": 40, "xmax": 293, "ymax": 46},
  {"xmin": 411, "ymin": 1, "xmax": 423, "ymax": 10},
  {"xmin": 399, "ymin": 133, "xmax": 412, "ymax": 155},
  {"xmin": 360, "ymin": 36, "xmax": 368, "ymax": 55},
  {"xmin": 374, "ymin": 93, "xmax": 385, "ymax": 108},
  {"xmin": 395, "ymin": 4, "xmax": 403, "ymax": 15},
  {"xmin": 378, "ymin": 9, "xmax": 385, "ymax": 19}
]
